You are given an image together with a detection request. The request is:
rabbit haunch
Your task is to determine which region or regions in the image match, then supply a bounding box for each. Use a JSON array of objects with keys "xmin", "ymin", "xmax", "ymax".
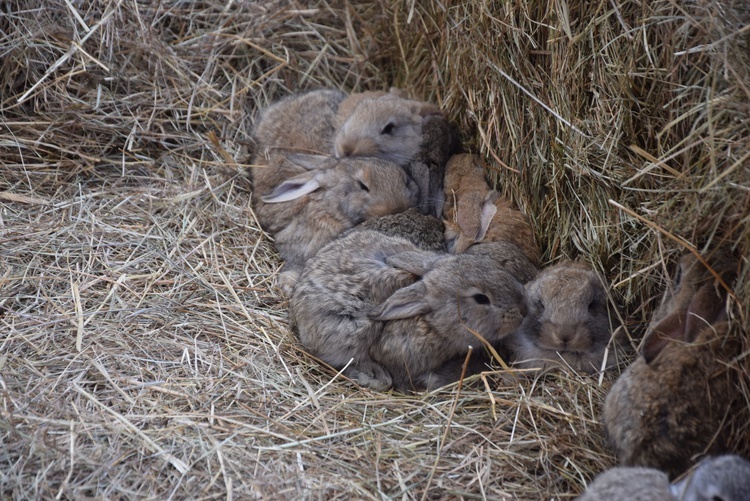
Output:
[
  {"xmin": 290, "ymin": 230, "xmax": 527, "ymax": 392},
  {"xmin": 252, "ymin": 153, "xmax": 417, "ymax": 294}
]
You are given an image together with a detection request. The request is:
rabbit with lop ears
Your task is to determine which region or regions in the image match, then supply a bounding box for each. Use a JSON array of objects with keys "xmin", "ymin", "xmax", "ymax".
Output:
[
  {"xmin": 251, "ymin": 88, "xmax": 345, "ymax": 159},
  {"xmin": 576, "ymin": 454, "xmax": 750, "ymax": 501},
  {"xmin": 501, "ymin": 261, "xmax": 620, "ymax": 373},
  {"xmin": 290, "ymin": 229, "xmax": 527, "ymax": 393},
  {"xmin": 334, "ymin": 90, "xmax": 458, "ymax": 218},
  {"xmin": 603, "ymin": 253, "xmax": 744, "ymax": 478},
  {"xmin": 443, "ymin": 154, "xmax": 541, "ymax": 265},
  {"xmin": 253, "ymin": 154, "xmax": 418, "ymax": 294}
]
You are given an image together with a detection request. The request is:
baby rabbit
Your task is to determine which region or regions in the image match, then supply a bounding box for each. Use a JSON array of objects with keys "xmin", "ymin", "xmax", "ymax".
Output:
[
  {"xmin": 253, "ymin": 153, "xmax": 417, "ymax": 294},
  {"xmin": 290, "ymin": 229, "xmax": 528, "ymax": 393},
  {"xmin": 603, "ymin": 253, "xmax": 744, "ymax": 478},
  {"xmin": 576, "ymin": 467, "xmax": 673, "ymax": 501},
  {"xmin": 501, "ymin": 261, "xmax": 619, "ymax": 373},
  {"xmin": 334, "ymin": 91, "xmax": 456, "ymax": 217},
  {"xmin": 349, "ymin": 207, "xmax": 446, "ymax": 252},
  {"xmin": 252, "ymin": 88, "xmax": 345, "ymax": 159},
  {"xmin": 576, "ymin": 455, "xmax": 750, "ymax": 501},
  {"xmin": 671, "ymin": 454, "xmax": 750, "ymax": 501},
  {"xmin": 443, "ymin": 154, "xmax": 541, "ymax": 264}
]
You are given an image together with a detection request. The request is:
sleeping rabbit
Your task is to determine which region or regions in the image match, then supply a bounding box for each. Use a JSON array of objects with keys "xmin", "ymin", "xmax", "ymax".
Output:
[{"xmin": 290, "ymin": 229, "xmax": 527, "ymax": 392}]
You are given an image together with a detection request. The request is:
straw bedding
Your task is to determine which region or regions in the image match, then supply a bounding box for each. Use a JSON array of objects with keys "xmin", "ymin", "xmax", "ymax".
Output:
[{"xmin": 1, "ymin": 0, "xmax": 748, "ymax": 499}]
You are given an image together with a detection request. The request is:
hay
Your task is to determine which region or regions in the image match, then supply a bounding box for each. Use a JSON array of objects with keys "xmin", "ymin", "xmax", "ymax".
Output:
[{"xmin": 1, "ymin": 0, "xmax": 748, "ymax": 499}]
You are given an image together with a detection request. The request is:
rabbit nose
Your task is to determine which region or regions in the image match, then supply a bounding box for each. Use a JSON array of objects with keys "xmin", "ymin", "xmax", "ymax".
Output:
[{"xmin": 555, "ymin": 328, "xmax": 576, "ymax": 347}]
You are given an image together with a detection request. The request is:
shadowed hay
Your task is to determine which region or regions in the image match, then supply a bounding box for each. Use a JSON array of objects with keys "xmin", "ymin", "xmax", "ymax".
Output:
[{"xmin": 1, "ymin": 0, "xmax": 748, "ymax": 499}]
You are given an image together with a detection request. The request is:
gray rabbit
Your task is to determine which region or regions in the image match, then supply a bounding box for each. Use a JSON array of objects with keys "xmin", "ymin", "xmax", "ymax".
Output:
[{"xmin": 576, "ymin": 454, "xmax": 750, "ymax": 501}]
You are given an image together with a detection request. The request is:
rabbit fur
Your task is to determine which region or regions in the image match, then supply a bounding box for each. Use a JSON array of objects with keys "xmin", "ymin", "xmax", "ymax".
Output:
[
  {"xmin": 349, "ymin": 207, "xmax": 446, "ymax": 252},
  {"xmin": 290, "ymin": 229, "xmax": 528, "ymax": 393},
  {"xmin": 576, "ymin": 454, "xmax": 750, "ymax": 501},
  {"xmin": 670, "ymin": 454, "xmax": 750, "ymax": 501},
  {"xmin": 443, "ymin": 154, "xmax": 540, "ymax": 264},
  {"xmin": 603, "ymin": 253, "xmax": 745, "ymax": 478},
  {"xmin": 252, "ymin": 88, "xmax": 345, "ymax": 159},
  {"xmin": 501, "ymin": 260, "xmax": 620, "ymax": 373},
  {"xmin": 576, "ymin": 467, "xmax": 674, "ymax": 501},
  {"xmin": 252, "ymin": 153, "xmax": 418, "ymax": 294}
]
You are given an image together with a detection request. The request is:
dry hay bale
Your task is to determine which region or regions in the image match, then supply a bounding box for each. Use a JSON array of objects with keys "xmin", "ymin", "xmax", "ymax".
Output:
[{"xmin": 1, "ymin": 0, "xmax": 748, "ymax": 499}]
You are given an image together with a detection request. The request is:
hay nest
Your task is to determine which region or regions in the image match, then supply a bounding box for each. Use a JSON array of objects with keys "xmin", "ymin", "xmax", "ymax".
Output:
[{"xmin": 1, "ymin": 0, "xmax": 748, "ymax": 499}]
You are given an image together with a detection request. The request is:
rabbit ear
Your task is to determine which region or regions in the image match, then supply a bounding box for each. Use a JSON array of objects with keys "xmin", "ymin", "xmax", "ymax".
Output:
[
  {"xmin": 683, "ymin": 280, "xmax": 727, "ymax": 343},
  {"xmin": 455, "ymin": 193, "xmax": 484, "ymax": 238},
  {"xmin": 476, "ymin": 196, "xmax": 498, "ymax": 241},
  {"xmin": 261, "ymin": 172, "xmax": 321, "ymax": 203},
  {"xmin": 388, "ymin": 87, "xmax": 409, "ymax": 98},
  {"xmin": 386, "ymin": 251, "xmax": 441, "ymax": 277},
  {"xmin": 409, "ymin": 101, "xmax": 442, "ymax": 118},
  {"xmin": 642, "ymin": 275, "xmax": 730, "ymax": 363},
  {"xmin": 369, "ymin": 282, "xmax": 431, "ymax": 321},
  {"xmin": 642, "ymin": 313, "xmax": 686, "ymax": 363},
  {"xmin": 285, "ymin": 153, "xmax": 331, "ymax": 171}
]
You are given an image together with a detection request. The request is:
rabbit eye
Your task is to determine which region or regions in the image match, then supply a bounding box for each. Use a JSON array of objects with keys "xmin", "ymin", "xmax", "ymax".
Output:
[
  {"xmin": 534, "ymin": 299, "xmax": 545, "ymax": 311},
  {"xmin": 381, "ymin": 123, "xmax": 395, "ymax": 135},
  {"xmin": 588, "ymin": 299, "xmax": 597, "ymax": 310},
  {"xmin": 358, "ymin": 180, "xmax": 370, "ymax": 192},
  {"xmin": 473, "ymin": 293, "xmax": 490, "ymax": 305}
]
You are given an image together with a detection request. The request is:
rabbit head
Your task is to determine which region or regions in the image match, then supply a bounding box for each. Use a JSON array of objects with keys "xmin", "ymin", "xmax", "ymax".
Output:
[
  {"xmin": 505, "ymin": 261, "xmax": 617, "ymax": 373},
  {"xmin": 603, "ymin": 252, "xmax": 743, "ymax": 478},
  {"xmin": 372, "ymin": 252, "xmax": 528, "ymax": 348},
  {"xmin": 260, "ymin": 153, "xmax": 418, "ymax": 223},
  {"xmin": 670, "ymin": 455, "xmax": 750, "ymax": 501},
  {"xmin": 576, "ymin": 467, "xmax": 673, "ymax": 501},
  {"xmin": 333, "ymin": 94, "xmax": 443, "ymax": 167}
]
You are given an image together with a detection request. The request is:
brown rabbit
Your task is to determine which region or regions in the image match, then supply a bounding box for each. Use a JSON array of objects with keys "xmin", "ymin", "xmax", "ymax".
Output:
[
  {"xmin": 290, "ymin": 229, "xmax": 528, "ymax": 392},
  {"xmin": 501, "ymin": 261, "xmax": 621, "ymax": 373},
  {"xmin": 252, "ymin": 153, "xmax": 418, "ymax": 294},
  {"xmin": 603, "ymin": 253, "xmax": 745, "ymax": 478},
  {"xmin": 443, "ymin": 154, "xmax": 540, "ymax": 264}
]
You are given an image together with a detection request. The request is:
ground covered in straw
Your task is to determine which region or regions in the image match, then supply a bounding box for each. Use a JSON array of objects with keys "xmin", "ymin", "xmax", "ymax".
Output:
[{"xmin": 1, "ymin": 1, "xmax": 748, "ymax": 500}]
